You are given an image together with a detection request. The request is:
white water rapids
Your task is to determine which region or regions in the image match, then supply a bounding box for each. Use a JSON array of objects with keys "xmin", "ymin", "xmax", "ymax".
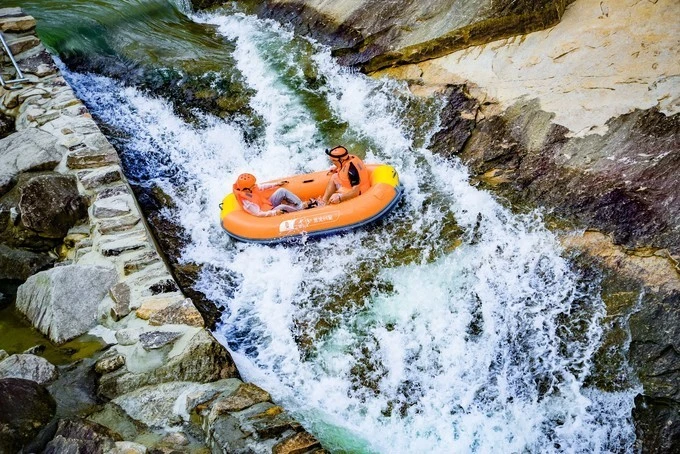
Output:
[{"xmin": 64, "ymin": 8, "xmax": 638, "ymax": 453}]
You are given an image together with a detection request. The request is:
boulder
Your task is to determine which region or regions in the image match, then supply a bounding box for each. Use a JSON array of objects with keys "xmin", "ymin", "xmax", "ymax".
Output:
[
  {"xmin": 16, "ymin": 264, "xmax": 118, "ymax": 344},
  {"xmin": 43, "ymin": 418, "xmax": 120, "ymax": 454},
  {"xmin": 19, "ymin": 173, "xmax": 88, "ymax": 239},
  {"xmin": 0, "ymin": 353, "xmax": 58, "ymax": 385},
  {"xmin": 0, "ymin": 244, "xmax": 54, "ymax": 281},
  {"xmin": 0, "ymin": 378, "xmax": 56, "ymax": 453},
  {"xmin": 0, "ymin": 128, "xmax": 64, "ymax": 196},
  {"xmin": 149, "ymin": 298, "xmax": 205, "ymax": 328}
]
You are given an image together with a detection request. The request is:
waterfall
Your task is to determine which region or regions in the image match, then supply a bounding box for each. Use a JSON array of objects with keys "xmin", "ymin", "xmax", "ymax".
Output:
[{"xmin": 62, "ymin": 7, "xmax": 638, "ymax": 453}]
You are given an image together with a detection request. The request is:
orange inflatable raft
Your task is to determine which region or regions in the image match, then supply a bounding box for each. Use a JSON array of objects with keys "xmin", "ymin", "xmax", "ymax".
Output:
[{"xmin": 220, "ymin": 164, "xmax": 403, "ymax": 243}]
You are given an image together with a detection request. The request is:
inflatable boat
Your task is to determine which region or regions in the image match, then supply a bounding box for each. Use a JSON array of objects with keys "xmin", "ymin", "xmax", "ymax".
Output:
[{"xmin": 220, "ymin": 164, "xmax": 403, "ymax": 243}]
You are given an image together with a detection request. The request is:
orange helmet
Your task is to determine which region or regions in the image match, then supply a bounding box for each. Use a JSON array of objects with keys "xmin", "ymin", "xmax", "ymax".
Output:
[{"xmin": 235, "ymin": 173, "xmax": 256, "ymax": 190}]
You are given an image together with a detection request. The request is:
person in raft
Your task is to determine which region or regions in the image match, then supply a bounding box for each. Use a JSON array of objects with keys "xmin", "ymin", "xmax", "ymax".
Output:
[
  {"xmin": 233, "ymin": 173, "xmax": 311, "ymax": 217},
  {"xmin": 321, "ymin": 145, "xmax": 371, "ymax": 205}
]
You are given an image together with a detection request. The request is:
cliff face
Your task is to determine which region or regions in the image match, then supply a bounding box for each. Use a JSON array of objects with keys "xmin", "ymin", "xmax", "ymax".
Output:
[
  {"xmin": 194, "ymin": 0, "xmax": 680, "ymax": 450},
  {"xmin": 247, "ymin": 0, "xmax": 573, "ymax": 71}
]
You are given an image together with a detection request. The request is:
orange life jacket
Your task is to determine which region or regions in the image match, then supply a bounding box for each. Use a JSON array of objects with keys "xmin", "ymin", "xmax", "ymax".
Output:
[
  {"xmin": 337, "ymin": 155, "xmax": 371, "ymax": 194},
  {"xmin": 233, "ymin": 184, "xmax": 275, "ymax": 211}
]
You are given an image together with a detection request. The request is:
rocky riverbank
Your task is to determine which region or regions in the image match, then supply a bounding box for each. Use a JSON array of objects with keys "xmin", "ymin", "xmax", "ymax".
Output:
[
  {"xmin": 0, "ymin": 8, "xmax": 323, "ymax": 453},
  {"xmin": 196, "ymin": 0, "xmax": 680, "ymax": 451}
]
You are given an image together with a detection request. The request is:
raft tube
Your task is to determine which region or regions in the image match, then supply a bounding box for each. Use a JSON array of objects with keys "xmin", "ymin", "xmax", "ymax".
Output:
[{"xmin": 220, "ymin": 164, "xmax": 403, "ymax": 244}]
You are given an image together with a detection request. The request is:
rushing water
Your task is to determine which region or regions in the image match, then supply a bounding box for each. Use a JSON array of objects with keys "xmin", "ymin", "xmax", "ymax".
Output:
[{"xmin": 12, "ymin": 1, "xmax": 639, "ymax": 452}]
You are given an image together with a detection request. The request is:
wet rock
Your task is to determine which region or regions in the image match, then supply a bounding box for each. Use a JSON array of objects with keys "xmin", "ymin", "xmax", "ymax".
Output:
[
  {"xmin": 0, "ymin": 244, "xmax": 55, "ymax": 280},
  {"xmin": 99, "ymin": 330, "xmax": 240, "ymax": 399},
  {"xmin": 44, "ymin": 418, "xmax": 121, "ymax": 454},
  {"xmin": 429, "ymin": 85, "xmax": 479, "ymax": 155},
  {"xmin": 244, "ymin": 0, "xmax": 571, "ymax": 72},
  {"xmin": 0, "ymin": 128, "xmax": 64, "ymax": 196},
  {"xmin": 0, "ymin": 378, "xmax": 56, "ymax": 453},
  {"xmin": 88, "ymin": 402, "xmax": 149, "ymax": 443},
  {"xmin": 15, "ymin": 264, "xmax": 118, "ymax": 344},
  {"xmin": 139, "ymin": 331, "xmax": 183, "ymax": 351},
  {"xmin": 0, "ymin": 353, "xmax": 58, "ymax": 385},
  {"xmin": 18, "ymin": 173, "xmax": 88, "ymax": 238},
  {"xmin": 273, "ymin": 431, "xmax": 322, "ymax": 454},
  {"xmin": 211, "ymin": 383, "xmax": 271, "ymax": 414},
  {"xmin": 149, "ymin": 298, "xmax": 205, "ymax": 328}
]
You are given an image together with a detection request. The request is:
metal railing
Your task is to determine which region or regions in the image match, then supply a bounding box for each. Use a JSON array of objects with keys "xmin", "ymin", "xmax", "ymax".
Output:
[{"xmin": 0, "ymin": 31, "xmax": 29, "ymax": 88}]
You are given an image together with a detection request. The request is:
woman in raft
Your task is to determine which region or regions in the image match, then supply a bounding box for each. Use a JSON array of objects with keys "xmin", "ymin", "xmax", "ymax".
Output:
[{"xmin": 232, "ymin": 173, "xmax": 314, "ymax": 217}]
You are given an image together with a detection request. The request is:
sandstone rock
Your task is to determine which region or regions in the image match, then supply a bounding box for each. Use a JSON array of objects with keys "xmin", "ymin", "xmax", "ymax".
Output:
[
  {"xmin": 98, "ymin": 330, "xmax": 239, "ymax": 399},
  {"xmin": 0, "ymin": 244, "xmax": 55, "ymax": 280},
  {"xmin": 67, "ymin": 146, "xmax": 119, "ymax": 170},
  {"xmin": 6, "ymin": 35, "xmax": 41, "ymax": 55},
  {"xmin": 16, "ymin": 264, "xmax": 118, "ymax": 344},
  {"xmin": 211, "ymin": 383, "xmax": 271, "ymax": 415},
  {"xmin": 0, "ymin": 7, "xmax": 24, "ymax": 18},
  {"xmin": 0, "ymin": 15, "xmax": 36, "ymax": 33},
  {"xmin": 0, "ymin": 378, "xmax": 56, "ymax": 453},
  {"xmin": 0, "ymin": 353, "xmax": 58, "ymax": 385},
  {"xmin": 95, "ymin": 354, "xmax": 126, "ymax": 375},
  {"xmin": 138, "ymin": 331, "xmax": 183, "ymax": 351},
  {"xmin": 149, "ymin": 298, "xmax": 205, "ymax": 328},
  {"xmin": 19, "ymin": 173, "xmax": 88, "ymax": 238},
  {"xmin": 135, "ymin": 294, "xmax": 183, "ymax": 320},
  {"xmin": 110, "ymin": 282, "xmax": 131, "ymax": 321},
  {"xmin": 44, "ymin": 418, "xmax": 121, "ymax": 454},
  {"xmin": 273, "ymin": 431, "xmax": 322, "ymax": 454},
  {"xmin": 0, "ymin": 128, "xmax": 64, "ymax": 196}
]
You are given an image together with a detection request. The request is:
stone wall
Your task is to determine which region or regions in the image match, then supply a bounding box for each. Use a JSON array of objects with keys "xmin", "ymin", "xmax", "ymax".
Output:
[{"xmin": 0, "ymin": 8, "xmax": 323, "ymax": 453}]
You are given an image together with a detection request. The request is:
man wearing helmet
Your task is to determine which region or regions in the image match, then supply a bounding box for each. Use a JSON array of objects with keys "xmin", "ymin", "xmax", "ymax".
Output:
[
  {"xmin": 321, "ymin": 146, "xmax": 371, "ymax": 205},
  {"xmin": 233, "ymin": 173, "xmax": 309, "ymax": 217}
]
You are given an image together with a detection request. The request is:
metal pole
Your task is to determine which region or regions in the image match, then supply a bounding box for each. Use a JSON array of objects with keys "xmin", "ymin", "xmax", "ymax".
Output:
[{"xmin": 0, "ymin": 31, "xmax": 29, "ymax": 87}]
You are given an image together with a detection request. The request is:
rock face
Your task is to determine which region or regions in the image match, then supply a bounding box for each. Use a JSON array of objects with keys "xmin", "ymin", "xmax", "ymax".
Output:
[
  {"xmin": 241, "ymin": 0, "xmax": 572, "ymax": 71},
  {"xmin": 16, "ymin": 265, "xmax": 118, "ymax": 344},
  {"xmin": 0, "ymin": 378, "xmax": 56, "ymax": 453}
]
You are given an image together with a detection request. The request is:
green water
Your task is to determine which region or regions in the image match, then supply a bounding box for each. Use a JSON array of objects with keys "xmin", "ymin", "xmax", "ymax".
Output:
[{"xmin": 0, "ymin": 302, "xmax": 107, "ymax": 365}]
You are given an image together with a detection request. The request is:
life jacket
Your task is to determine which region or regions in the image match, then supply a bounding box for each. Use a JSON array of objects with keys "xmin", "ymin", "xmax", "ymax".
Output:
[
  {"xmin": 232, "ymin": 184, "xmax": 275, "ymax": 211},
  {"xmin": 337, "ymin": 155, "xmax": 371, "ymax": 194}
]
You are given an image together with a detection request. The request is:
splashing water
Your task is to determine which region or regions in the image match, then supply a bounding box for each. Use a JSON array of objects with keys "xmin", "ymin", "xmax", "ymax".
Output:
[{"xmin": 64, "ymin": 7, "xmax": 638, "ymax": 453}]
